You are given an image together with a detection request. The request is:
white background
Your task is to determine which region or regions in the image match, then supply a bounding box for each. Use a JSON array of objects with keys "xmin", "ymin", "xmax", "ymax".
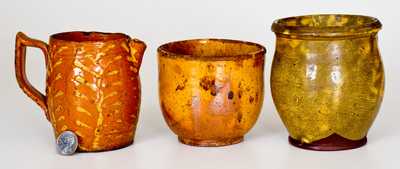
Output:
[{"xmin": 1, "ymin": 0, "xmax": 399, "ymax": 168}]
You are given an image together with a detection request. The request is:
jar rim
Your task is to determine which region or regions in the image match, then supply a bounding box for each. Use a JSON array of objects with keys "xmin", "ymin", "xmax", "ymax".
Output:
[{"xmin": 271, "ymin": 14, "xmax": 382, "ymax": 37}]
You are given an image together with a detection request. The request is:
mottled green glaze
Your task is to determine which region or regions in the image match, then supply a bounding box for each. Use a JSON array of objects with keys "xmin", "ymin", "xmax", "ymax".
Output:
[{"xmin": 271, "ymin": 15, "xmax": 384, "ymax": 144}]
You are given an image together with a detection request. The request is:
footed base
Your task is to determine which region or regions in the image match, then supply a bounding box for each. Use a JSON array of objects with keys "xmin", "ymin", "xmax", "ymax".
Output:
[
  {"xmin": 289, "ymin": 134, "xmax": 367, "ymax": 151},
  {"xmin": 178, "ymin": 136, "xmax": 243, "ymax": 147}
]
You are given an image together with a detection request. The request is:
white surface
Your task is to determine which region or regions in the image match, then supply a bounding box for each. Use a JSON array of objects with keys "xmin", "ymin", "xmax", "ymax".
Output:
[{"xmin": 1, "ymin": 0, "xmax": 399, "ymax": 168}]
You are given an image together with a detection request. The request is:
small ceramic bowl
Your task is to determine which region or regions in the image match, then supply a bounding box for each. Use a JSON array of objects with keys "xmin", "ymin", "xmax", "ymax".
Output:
[{"xmin": 158, "ymin": 39, "xmax": 266, "ymax": 146}]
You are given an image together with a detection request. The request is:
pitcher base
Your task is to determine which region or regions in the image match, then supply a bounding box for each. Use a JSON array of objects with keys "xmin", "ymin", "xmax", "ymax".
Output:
[{"xmin": 77, "ymin": 140, "xmax": 134, "ymax": 152}]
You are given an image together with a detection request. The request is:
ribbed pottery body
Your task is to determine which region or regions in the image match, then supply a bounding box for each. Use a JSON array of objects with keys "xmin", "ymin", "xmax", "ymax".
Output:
[{"xmin": 15, "ymin": 32, "xmax": 146, "ymax": 152}]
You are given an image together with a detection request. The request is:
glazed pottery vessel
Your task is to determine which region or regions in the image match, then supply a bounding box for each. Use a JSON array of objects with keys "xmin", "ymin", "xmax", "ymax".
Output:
[
  {"xmin": 271, "ymin": 14, "xmax": 384, "ymax": 151},
  {"xmin": 15, "ymin": 31, "xmax": 146, "ymax": 152},
  {"xmin": 158, "ymin": 39, "xmax": 266, "ymax": 146}
]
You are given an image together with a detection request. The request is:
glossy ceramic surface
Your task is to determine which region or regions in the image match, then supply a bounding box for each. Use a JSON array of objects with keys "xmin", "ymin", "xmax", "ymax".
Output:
[
  {"xmin": 158, "ymin": 39, "xmax": 266, "ymax": 146},
  {"xmin": 15, "ymin": 31, "xmax": 146, "ymax": 152},
  {"xmin": 271, "ymin": 14, "xmax": 384, "ymax": 150}
]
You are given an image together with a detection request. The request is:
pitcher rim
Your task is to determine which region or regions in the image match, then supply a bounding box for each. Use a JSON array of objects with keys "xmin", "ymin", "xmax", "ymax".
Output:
[{"xmin": 50, "ymin": 31, "xmax": 130, "ymax": 43}]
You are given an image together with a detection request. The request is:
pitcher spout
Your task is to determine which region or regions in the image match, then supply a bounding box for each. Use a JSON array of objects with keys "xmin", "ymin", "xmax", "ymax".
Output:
[{"xmin": 129, "ymin": 38, "xmax": 146, "ymax": 70}]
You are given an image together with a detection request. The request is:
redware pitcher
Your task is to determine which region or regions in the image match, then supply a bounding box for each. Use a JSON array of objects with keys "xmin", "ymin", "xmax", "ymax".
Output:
[{"xmin": 15, "ymin": 31, "xmax": 146, "ymax": 152}]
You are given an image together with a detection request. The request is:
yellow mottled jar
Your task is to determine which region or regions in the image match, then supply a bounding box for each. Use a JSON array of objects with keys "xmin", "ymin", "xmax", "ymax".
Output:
[
  {"xmin": 158, "ymin": 39, "xmax": 266, "ymax": 146},
  {"xmin": 271, "ymin": 14, "xmax": 384, "ymax": 151}
]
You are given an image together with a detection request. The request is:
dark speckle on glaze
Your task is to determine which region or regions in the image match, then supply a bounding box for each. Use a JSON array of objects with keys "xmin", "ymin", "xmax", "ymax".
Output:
[
  {"xmin": 249, "ymin": 96, "xmax": 254, "ymax": 103},
  {"xmin": 228, "ymin": 91, "xmax": 234, "ymax": 100}
]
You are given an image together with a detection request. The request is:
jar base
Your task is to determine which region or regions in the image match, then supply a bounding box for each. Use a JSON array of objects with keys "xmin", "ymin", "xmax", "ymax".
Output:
[
  {"xmin": 288, "ymin": 134, "xmax": 367, "ymax": 151},
  {"xmin": 178, "ymin": 136, "xmax": 243, "ymax": 147}
]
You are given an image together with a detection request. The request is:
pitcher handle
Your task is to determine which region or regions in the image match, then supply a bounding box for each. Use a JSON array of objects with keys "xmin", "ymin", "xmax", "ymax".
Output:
[
  {"xmin": 15, "ymin": 32, "xmax": 49, "ymax": 120},
  {"xmin": 129, "ymin": 38, "xmax": 146, "ymax": 71}
]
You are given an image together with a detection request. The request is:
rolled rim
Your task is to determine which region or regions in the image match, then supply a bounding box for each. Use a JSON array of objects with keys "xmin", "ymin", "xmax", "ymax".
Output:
[
  {"xmin": 157, "ymin": 39, "xmax": 266, "ymax": 61},
  {"xmin": 271, "ymin": 14, "xmax": 382, "ymax": 37},
  {"xmin": 50, "ymin": 31, "xmax": 130, "ymax": 43}
]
